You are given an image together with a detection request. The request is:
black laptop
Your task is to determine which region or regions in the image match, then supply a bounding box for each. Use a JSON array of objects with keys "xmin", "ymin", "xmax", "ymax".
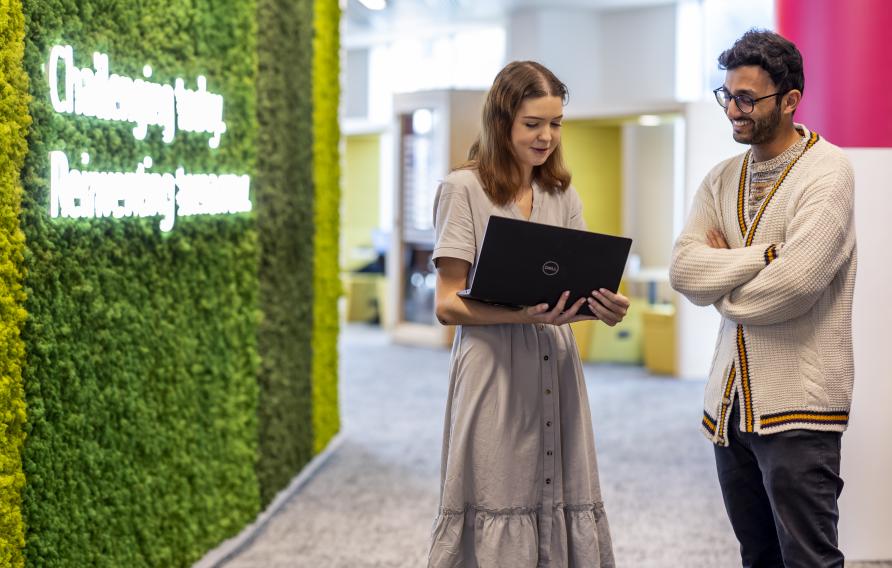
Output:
[{"xmin": 457, "ymin": 216, "xmax": 632, "ymax": 316}]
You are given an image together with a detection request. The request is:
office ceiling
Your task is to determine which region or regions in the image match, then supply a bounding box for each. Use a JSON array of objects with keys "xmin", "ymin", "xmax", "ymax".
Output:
[{"xmin": 345, "ymin": 0, "xmax": 678, "ymax": 37}]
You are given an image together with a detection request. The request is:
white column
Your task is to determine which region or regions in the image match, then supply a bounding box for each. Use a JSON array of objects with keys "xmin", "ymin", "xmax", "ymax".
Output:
[{"xmin": 838, "ymin": 148, "xmax": 892, "ymax": 561}]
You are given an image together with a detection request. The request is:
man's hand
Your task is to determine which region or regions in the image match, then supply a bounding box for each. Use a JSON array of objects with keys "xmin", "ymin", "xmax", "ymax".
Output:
[{"xmin": 706, "ymin": 228, "xmax": 730, "ymax": 249}]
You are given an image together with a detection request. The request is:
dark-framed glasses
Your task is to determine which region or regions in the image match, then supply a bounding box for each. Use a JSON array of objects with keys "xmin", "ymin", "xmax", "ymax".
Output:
[{"xmin": 713, "ymin": 87, "xmax": 782, "ymax": 114}]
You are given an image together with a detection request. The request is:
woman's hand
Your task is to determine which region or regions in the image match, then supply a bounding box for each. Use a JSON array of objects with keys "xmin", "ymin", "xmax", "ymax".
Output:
[
  {"xmin": 523, "ymin": 289, "xmax": 630, "ymax": 327},
  {"xmin": 585, "ymin": 289, "xmax": 630, "ymax": 327},
  {"xmin": 523, "ymin": 291, "xmax": 591, "ymax": 326}
]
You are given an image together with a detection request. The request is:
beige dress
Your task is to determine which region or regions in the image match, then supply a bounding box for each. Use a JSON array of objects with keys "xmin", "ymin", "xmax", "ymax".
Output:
[{"xmin": 428, "ymin": 169, "xmax": 614, "ymax": 568}]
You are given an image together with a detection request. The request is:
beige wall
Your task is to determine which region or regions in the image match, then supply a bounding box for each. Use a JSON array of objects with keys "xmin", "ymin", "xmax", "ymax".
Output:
[{"xmin": 622, "ymin": 121, "xmax": 677, "ymax": 270}]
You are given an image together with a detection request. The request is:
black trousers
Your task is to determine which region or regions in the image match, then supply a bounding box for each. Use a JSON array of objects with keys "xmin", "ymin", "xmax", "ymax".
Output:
[{"xmin": 714, "ymin": 400, "xmax": 845, "ymax": 568}]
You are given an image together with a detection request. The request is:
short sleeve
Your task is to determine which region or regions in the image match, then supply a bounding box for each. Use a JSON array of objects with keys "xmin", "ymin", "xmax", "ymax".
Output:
[
  {"xmin": 566, "ymin": 187, "xmax": 587, "ymax": 231},
  {"xmin": 432, "ymin": 182, "xmax": 476, "ymax": 266}
]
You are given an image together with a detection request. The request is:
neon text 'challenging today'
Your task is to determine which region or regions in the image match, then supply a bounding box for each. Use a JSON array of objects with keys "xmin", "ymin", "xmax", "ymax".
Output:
[{"xmin": 48, "ymin": 45, "xmax": 227, "ymax": 148}]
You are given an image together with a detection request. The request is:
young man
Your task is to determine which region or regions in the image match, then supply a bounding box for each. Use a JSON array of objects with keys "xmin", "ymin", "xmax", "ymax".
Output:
[{"xmin": 670, "ymin": 30, "xmax": 856, "ymax": 568}]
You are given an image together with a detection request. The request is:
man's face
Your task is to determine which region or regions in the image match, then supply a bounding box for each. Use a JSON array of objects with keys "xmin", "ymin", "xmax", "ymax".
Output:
[{"xmin": 722, "ymin": 65, "xmax": 784, "ymax": 146}]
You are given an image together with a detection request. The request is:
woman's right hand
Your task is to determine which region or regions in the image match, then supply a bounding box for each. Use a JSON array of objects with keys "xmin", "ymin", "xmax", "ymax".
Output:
[{"xmin": 523, "ymin": 290, "xmax": 595, "ymax": 326}]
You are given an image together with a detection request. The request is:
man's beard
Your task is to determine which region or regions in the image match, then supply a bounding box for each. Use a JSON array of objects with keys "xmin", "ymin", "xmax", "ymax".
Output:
[{"xmin": 733, "ymin": 103, "xmax": 783, "ymax": 145}]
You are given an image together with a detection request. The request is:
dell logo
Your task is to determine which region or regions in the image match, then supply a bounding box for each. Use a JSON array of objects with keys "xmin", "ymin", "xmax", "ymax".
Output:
[{"xmin": 542, "ymin": 261, "xmax": 559, "ymax": 276}]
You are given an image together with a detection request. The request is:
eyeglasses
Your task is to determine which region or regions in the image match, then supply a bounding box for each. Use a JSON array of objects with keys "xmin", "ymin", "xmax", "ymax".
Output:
[{"xmin": 713, "ymin": 87, "xmax": 782, "ymax": 114}]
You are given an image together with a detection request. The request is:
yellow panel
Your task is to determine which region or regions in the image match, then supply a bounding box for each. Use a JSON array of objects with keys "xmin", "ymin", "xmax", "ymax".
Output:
[
  {"xmin": 343, "ymin": 134, "xmax": 381, "ymax": 270},
  {"xmin": 562, "ymin": 121, "xmax": 634, "ymax": 363},
  {"xmin": 642, "ymin": 304, "xmax": 677, "ymax": 375},
  {"xmin": 342, "ymin": 273, "xmax": 384, "ymax": 323},
  {"xmin": 588, "ymin": 302, "xmax": 644, "ymax": 365},
  {"xmin": 560, "ymin": 121, "xmax": 622, "ymax": 236}
]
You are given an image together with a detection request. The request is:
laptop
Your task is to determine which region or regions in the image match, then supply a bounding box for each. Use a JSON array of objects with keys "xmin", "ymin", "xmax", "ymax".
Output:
[{"xmin": 457, "ymin": 216, "xmax": 632, "ymax": 316}]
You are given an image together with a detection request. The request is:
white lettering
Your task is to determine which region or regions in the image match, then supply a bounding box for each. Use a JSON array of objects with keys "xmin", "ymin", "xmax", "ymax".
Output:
[
  {"xmin": 49, "ymin": 151, "xmax": 251, "ymax": 232},
  {"xmin": 47, "ymin": 44, "xmax": 252, "ymax": 231},
  {"xmin": 48, "ymin": 45, "xmax": 74, "ymax": 113},
  {"xmin": 47, "ymin": 45, "xmax": 224, "ymax": 147},
  {"xmin": 175, "ymin": 77, "xmax": 227, "ymax": 149},
  {"xmin": 175, "ymin": 168, "xmax": 251, "ymax": 216}
]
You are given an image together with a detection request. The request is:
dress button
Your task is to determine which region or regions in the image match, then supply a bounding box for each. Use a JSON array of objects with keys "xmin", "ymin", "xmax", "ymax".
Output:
[
  {"xmin": 546, "ymin": 421, "xmax": 552, "ymax": 427},
  {"xmin": 543, "ymin": 355, "xmax": 549, "ymax": 361},
  {"xmin": 546, "ymin": 450, "xmax": 553, "ymax": 456},
  {"xmin": 545, "ymin": 478, "xmax": 552, "ymax": 485},
  {"xmin": 545, "ymin": 388, "xmax": 551, "ymax": 395}
]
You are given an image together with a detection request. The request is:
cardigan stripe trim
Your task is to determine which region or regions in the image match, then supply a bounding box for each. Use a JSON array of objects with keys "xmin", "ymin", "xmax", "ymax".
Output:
[
  {"xmin": 760, "ymin": 410, "xmax": 850, "ymax": 427},
  {"xmin": 764, "ymin": 244, "xmax": 778, "ymax": 265},
  {"xmin": 736, "ymin": 131, "xmax": 821, "ymax": 247},
  {"xmin": 736, "ymin": 152, "xmax": 749, "ymax": 238},
  {"xmin": 702, "ymin": 412, "xmax": 717, "ymax": 436},
  {"xmin": 716, "ymin": 365, "xmax": 736, "ymax": 441},
  {"xmin": 736, "ymin": 325, "xmax": 754, "ymax": 432}
]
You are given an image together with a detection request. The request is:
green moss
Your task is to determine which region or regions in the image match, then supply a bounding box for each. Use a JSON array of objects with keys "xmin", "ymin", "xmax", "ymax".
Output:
[
  {"xmin": 311, "ymin": 0, "xmax": 341, "ymax": 455},
  {"xmin": 0, "ymin": 0, "xmax": 30, "ymax": 566},
  {"xmin": 19, "ymin": 0, "xmax": 261, "ymax": 565},
  {"xmin": 254, "ymin": 0, "xmax": 317, "ymax": 506}
]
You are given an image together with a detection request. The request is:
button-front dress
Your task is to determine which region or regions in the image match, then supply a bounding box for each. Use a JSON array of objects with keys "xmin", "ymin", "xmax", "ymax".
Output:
[{"xmin": 428, "ymin": 169, "xmax": 615, "ymax": 568}]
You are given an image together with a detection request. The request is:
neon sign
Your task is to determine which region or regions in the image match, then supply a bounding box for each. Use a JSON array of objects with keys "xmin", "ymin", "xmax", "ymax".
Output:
[
  {"xmin": 47, "ymin": 45, "xmax": 251, "ymax": 231},
  {"xmin": 48, "ymin": 45, "xmax": 227, "ymax": 147}
]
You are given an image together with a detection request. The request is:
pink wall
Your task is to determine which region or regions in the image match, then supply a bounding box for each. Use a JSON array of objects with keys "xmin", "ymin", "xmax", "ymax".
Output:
[{"xmin": 777, "ymin": 0, "xmax": 892, "ymax": 148}]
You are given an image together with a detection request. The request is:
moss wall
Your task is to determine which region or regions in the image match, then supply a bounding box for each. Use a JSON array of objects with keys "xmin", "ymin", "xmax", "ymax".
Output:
[
  {"xmin": 254, "ymin": 0, "xmax": 316, "ymax": 507},
  {"xmin": 0, "ymin": 1, "xmax": 30, "ymax": 566},
  {"xmin": 19, "ymin": 0, "xmax": 261, "ymax": 565},
  {"xmin": 0, "ymin": 0, "xmax": 341, "ymax": 565},
  {"xmin": 311, "ymin": 0, "xmax": 341, "ymax": 455}
]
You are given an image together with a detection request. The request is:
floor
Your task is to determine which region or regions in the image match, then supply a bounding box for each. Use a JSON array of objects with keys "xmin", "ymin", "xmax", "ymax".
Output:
[{"xmin": 221, "ymin": 324, "xmax": 889, "ymax": 568}]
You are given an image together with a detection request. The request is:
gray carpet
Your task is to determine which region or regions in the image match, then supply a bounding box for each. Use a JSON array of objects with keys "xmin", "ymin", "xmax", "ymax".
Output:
[{"xmin": 222, "ymin": 325, "xmax": 886, "ymax": 568}]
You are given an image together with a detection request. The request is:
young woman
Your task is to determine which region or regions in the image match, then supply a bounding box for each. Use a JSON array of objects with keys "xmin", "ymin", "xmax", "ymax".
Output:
[{"xmin": 428, "ymin": 61, "xmax": 628, "ymax": 568}]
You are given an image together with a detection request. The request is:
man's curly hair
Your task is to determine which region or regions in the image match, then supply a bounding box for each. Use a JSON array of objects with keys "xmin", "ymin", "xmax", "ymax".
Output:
[{"xmin": 719, "ymin": 29, "xmax": 804, "ymax": 95}]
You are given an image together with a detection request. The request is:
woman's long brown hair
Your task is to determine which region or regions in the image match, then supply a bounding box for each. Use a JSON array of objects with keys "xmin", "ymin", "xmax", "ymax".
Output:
[{"xmin": 459, "ymin": 61, "xmax": 571, "ymax": 206}]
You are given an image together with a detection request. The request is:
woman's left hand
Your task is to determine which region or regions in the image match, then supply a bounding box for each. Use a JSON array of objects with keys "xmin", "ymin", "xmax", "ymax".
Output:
[{"xmin": 586, "ymin": 289, "xmax": 630, "ymax": 327}]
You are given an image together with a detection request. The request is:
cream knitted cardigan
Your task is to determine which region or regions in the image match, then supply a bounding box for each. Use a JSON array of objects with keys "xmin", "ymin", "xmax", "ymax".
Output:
[{"xmin": 670, "ymin": 128, "xmax": 857, "ymax": 445}]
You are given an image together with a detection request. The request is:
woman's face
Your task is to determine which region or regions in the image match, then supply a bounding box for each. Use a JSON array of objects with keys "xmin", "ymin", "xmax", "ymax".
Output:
[{"xmin": 510, "ymin": 95, "xmax": 564, "ymax": 175}]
